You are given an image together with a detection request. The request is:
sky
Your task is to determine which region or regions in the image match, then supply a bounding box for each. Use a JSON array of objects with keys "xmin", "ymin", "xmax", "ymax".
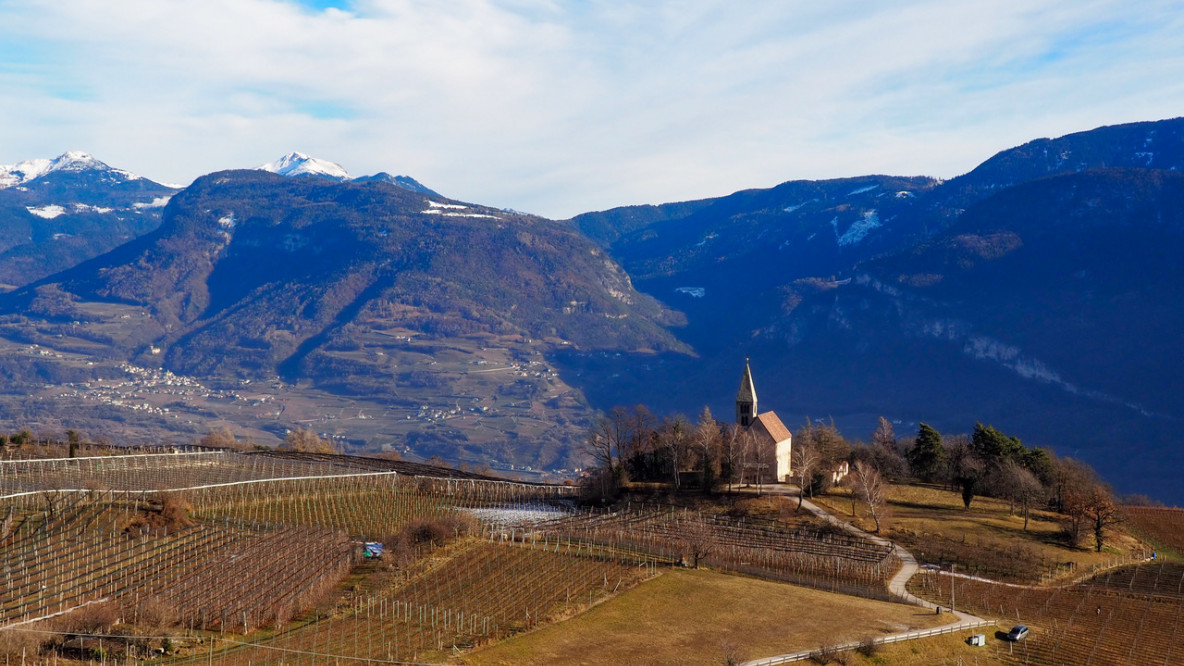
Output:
[{"xmin": 1, "ymin": 0, "xmax": 1182, "ymax": 218}]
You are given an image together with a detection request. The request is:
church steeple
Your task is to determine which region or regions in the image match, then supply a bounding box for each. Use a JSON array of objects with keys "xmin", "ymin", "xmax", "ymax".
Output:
[{"xmin": 736, "ymin": 358, "xmax": 757, "ymax": 427}]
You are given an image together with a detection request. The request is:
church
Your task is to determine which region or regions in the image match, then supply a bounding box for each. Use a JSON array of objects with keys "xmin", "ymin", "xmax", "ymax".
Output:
[{"xmin": 735, "ymin": 359, "xmax": 793, "ymax": 483}]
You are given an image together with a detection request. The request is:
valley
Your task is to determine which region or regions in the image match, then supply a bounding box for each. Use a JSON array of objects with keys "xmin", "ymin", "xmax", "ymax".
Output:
[{"xmin": 2, "ymin": 119, "xmax": 1184, "ymax": 503}]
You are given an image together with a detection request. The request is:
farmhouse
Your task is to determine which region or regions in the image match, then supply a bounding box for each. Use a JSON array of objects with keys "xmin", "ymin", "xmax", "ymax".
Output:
[{"xmin": 736, "ymin": 359, "xmax": 793, "ymax": 483}]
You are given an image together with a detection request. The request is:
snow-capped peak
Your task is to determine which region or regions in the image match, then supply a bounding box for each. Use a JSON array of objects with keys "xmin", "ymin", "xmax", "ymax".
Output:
[
  {"xmin": 0, "ymin": 151, "xmax": 141, "ymax": 188},
  {"xmin": 258, "ymin": 152, "xmax": 350, "ymax": 180}
]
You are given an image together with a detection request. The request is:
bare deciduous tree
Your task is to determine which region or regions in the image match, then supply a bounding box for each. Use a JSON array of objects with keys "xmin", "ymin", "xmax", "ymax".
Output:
[
  {"xmin": 871, "ymin": 417, "xmax": 895, "ymax": 449},
  {"xmin": 660, "ymin": 416, "xmax": 690, "ymax": 489},
  {"xmin": 682, "ymin": 519, "xmax": 716, "ymax": 568},
  {"xmin": 1082, "ymin": 486, "xmax": 1122, "ymax": 553},
  {"xmin": 282, "ymin": 428, "xmax": 340, "ymax": 454},
  {"xmin": 1015, "ymin": 466, "xmax": 1046, "ymax": 531},
  {"xmin": 693, "ymin": 407, "xmax": 722, "ymax": 492},
  {"xmin": 734, "ymin": 427, "xmax": 755, "ymax": 489},
  {"xmin": 719, "ymin": 424, "xmax": 743, "ymax": 492},
  {"xmin": 851, "ymin": 460, "xmax": 888, "ymax": 533},
  {"xmin": 792, "ymin": 439, "xmax": 821, "ymax": 511}
]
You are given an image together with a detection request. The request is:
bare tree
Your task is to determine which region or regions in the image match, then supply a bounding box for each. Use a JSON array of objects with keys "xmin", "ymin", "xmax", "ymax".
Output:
[
  {"xmin": 1050, "ymin": 456, "xmax": 1098, "ymax": 513},
  {"xmin": 792, "ymin": 439, "xmax": 821, "ymax": 510},
  {"xmin": 624, "ymin": 404, "xmax": 655, "ymax": 471},
  {"xmin": 682, "ymin": 519, "xmax": 716, "ymax": 568},
  {"xmin": 1014, "ymin": 466, "xmax": 1046, "ymax": 531},
  {"xmin": 200, "ymin": 426, "xmax": 253, "ymax": 452},
  {"xmin": 693, "ymin": 407, "xmax": 722, "ymax": 492},
  {"xmin": 798, "ymin": 418, "xmax": 850, "ymax": 496},
  {"xmin": 282, "ymin": 428, "xmax": 339, "ymax": 454},
  {"xmin": 945, "ymin": 436, "xmax": 982, "ymax": 509},
  {"xmin": 581, "ymin": 408, "xmax": 633, "ymax": 497},
  {"xmin": 734, "ymin": 427, "xmax": 754, "ymax": 488},
  {"xmin": 851, "ymin": 461, "xmax": 888, "ymax": 533},
  {"xmin": 1082, "ymin": 486, "xmax": 1122, "ymax": 553},
  {"xmin": 752, "ymin": 435, "xmax": 772, "ymax": 496},
  {"xmin": 719, "ymin": 424, "xmax": 743, "ymax": 492},
  {"xmin": 659, "ymin": 415, "xmax": 690, "ymax": 490},
  {"xmin": 994, "ymin": 458, "xmax": 1026, "ymax": 516},
  {"xmin": 871, "ymin": 416, "xmax": 895, "ymax": 449}
]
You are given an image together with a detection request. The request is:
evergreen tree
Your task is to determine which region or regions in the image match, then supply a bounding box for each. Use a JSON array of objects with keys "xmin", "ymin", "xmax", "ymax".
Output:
[
  {"xmin": 907, "ymin": 422, "xmax": 946, "ymax": 482},
  {"xmin": 971, "ymin": 423, "xmax": 1024, "ymax": 464}
]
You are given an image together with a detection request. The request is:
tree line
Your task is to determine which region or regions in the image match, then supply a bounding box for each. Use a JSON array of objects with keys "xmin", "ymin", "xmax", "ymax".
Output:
[
  {"xmin": 582, "ymin": 407, "xmax": 1126, "ymax": 551},
  {"xmin": 580, "ymin": 405, "xmax": 780, "ymax": 500}
]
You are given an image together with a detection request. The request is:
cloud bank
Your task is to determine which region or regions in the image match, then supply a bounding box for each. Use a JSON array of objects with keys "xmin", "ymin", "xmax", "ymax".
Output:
[{"xmin": 1, "ymin": 0, "xmax": 1182, "ymax": 217}]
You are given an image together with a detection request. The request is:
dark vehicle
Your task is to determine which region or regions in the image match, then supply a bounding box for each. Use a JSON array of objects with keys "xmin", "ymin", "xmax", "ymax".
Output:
[{"xmin": 1005, "ymin": 625, "xmax": 1029, "ymax": 641}]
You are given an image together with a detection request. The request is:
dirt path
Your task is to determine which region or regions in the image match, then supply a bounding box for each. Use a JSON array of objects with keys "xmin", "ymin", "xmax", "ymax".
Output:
[{"xmin": 739, "ymin": 488, "xmax": 990, "ymax": 665}]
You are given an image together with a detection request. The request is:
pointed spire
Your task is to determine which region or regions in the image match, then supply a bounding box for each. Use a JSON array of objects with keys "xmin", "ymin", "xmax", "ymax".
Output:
[
  {"xmin": 736, "ymin": 357, "xmax": 758, "ymax": 426},
  {"xmin": 737, "ymin": 358, "xmax": 756, "ymax": 403}
]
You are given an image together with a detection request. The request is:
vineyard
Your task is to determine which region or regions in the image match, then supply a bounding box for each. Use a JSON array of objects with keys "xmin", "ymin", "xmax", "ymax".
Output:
[
  {"xmin": 535, "ymin": 504, "xmax": 900, "ymax": 599},
  {"xmin": 910, "ymin": 560, "xmax": 1184, "ymax": 664},
  {"xmin": 202, "ymin": 538, "xmax": 656, "ymax": 665},
  {"xmin": 0, "ymin": 450, "xmax": 520, "ymax": 504},
  {"xmin": 1124, "ymin": 506, "xmax": 1184, "ymax": 557},
  {"xmin": 1, "ymin": 451, "xmax": 937, "ymax": 664},
  {"xmin": 0, "ymin": 492, "xmax": 356, "ymax": 634}
]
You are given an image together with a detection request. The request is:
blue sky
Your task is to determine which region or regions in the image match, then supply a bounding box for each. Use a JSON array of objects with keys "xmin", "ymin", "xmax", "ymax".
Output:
[{"xmin": 1, "ymin": 0, "xmax": 1182, "ymax": 217}]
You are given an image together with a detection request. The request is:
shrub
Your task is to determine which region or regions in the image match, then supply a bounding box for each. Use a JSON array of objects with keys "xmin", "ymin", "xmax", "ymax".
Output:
[
  {"xmin": 0, "ymin": 626, "xmax": 45, "ymax": 659},
  {"xmin": 56, "ymin": 601, "xmax": 120, "ymax": 634},
  {"xmin": 856, "ymin": 636, "xmax": 880, "ymax": 657},
  {"xmin": 810, "ymin": 644, "xmax": 840, "ymax": 664},
  {"xmin": 134, "ymin": 597, "xmax": 178, "ymax": 630},
  {"xmin": 124, "ymin": 492, "xmax": 193, "ymax": 536},
  {"xmin": 380, "ymin": 513, "xmax": 477, "ymax": 568}
]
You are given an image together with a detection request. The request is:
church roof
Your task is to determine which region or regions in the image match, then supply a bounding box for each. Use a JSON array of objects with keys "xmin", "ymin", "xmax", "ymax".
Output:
[
  {"xmin": 750, "ymin": 411, "xmax": 792, "ymax": 445},
  {"xmin": 737, "ymin": 360, "xmax": 757, "ymax": 403}
]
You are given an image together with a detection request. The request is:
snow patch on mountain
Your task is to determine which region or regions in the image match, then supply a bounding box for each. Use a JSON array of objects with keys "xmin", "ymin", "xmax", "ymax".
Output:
[
  {"xmin": 258, "ymin": 152, "xmax": 350, "ymax": 180},
  {"xmin": 783, "ymin": 199, "xmax": 817, "ymax": 213},
  {"xmin": 0, "ymin": 158, "xmax": 51, "ymax": 187},
  {"xmin": 134, "ymin": 196, "xmax": 172, "ymax": 209},
  {"xmin": 73, "ymin": 204, "xmax": 113, "ymax": 214},
  {"xmin": 832, "ymin": 211, "xmax": 881, "ymax": 246},
  {"xmin": 421, "ymin": 201, "xmax": 498, "ymax": 218},
  {"xmin": 1, "ymin": 152, "xmax": 141, "ymax": 188},
  {"xmin": 848, "ymin": 184, "xmax": 879, "ymax": 196},
  {"xmin": 26, "ymin": 205, "xmax": 67, "ymax": 219},
  {"xmin": 675, "ymin": 287, "xmax": 705, "ymax": 298},
  {"xmin": 695, "ymin": 233, "xmax": 717, "ymax": 247}
]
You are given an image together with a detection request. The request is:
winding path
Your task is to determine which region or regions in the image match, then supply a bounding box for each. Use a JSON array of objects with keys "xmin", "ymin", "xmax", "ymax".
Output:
[{"xmin": 740, "ymin": 490, "xmax": 991, "ymax": 665}]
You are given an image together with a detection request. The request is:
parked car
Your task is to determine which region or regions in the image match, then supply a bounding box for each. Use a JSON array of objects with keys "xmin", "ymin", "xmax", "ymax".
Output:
[{"xmin": 1005, "ymin": 625, "xmax": 1029, "ymax": 641}]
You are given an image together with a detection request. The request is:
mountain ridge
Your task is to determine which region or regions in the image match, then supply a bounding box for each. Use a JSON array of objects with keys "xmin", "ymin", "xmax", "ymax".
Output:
[{"xmin": 0, "ymin": 118, "xmax": 1182, "ymax": 500}]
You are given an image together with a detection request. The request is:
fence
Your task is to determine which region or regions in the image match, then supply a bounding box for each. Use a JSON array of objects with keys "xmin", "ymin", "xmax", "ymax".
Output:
[{"xmin": 743, "ymin": 619, "xmax": 997, "ymax": 665}]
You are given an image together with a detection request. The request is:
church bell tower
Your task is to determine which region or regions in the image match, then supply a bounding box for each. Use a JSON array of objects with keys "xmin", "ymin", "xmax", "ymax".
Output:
[{"xmin": 736, "ymin": 358, "xmax": 758, "ymax": 427}]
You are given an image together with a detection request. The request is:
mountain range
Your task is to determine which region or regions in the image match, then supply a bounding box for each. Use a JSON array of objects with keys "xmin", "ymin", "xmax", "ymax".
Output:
[{"xmin": 0, "ymin": 122, "xmax": 1182, "ymax": 500}]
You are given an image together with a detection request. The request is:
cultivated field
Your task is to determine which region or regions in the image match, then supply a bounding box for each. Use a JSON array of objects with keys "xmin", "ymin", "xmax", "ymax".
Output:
[
  {"xmin": 2, "ymin": 450, "xmax": 933, "ymax": 664},
  {"xmin": 910, "ymin": 560, "xmax": 1184, "ymax": 664},
  {"xmin": 1123, "ymin": 506, "xmax": 1184, "ymax": 560},
  {"xmin": 814, "ymin": 483, "xmax": 1144, "ymax": 583},
  {"xmin": 466, "ymin": 567, "xmax": 954, "ymax": 666},
  {"xmin": 537, "ymin": 502, "xmax": 900, "ymax": 598},
  {"xmin": 13, "ymin": 451, "xmax": 1168, "ymax": 665}
]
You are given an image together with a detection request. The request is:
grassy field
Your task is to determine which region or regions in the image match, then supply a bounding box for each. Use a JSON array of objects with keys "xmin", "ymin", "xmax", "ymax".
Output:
[
  {"xmin": 463, "ymin": 568, "xmax": 953, "ymax": 666},
  {"xmin": 812, "ymin": 483, "xmax": 1144, "ymax": 583},
  {"xmin": 834, "ymin": 631, "xmax": 1010, "ymax": 666}
]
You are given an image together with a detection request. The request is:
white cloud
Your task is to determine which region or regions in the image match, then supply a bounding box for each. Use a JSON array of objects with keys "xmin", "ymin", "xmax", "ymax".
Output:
[{"xmin": 0, "ymin": 0, "xmax": 1181, "ymax": 218}]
